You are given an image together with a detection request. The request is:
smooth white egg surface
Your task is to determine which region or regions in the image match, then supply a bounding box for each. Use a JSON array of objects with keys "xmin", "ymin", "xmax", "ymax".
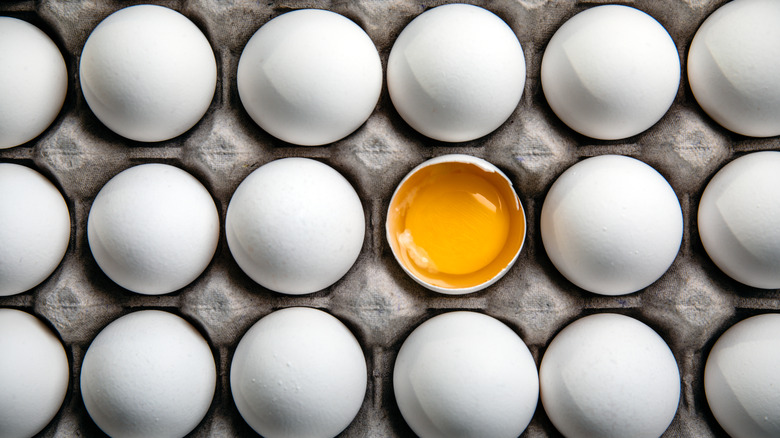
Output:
[
  {"xmin": 79, "ymin": 5, "xmax": 216, "ymax": 142},
  {"xmin": 540, "ymin": 313, "xmax": 680, "ymax": 438},
  {"xmin": 541, "ymin": 5, "xmax": 680, "ymax": 140},
  {"xmin": 540, "ymin": 155, "xmax": 682, "ymax": 295},
  {"xmin": 80, "ymin": 310, "xmax": 216, "ymax": 438},
  {"xmin": 0, "ymin": 17, "xmax": 67, "ymax": 149},
  {"xmin": 698, "ymin": 151, "xmax": 780, "ymax": 289},
  {"xmin": 226, "ymin": 158, "xmax": 365, "ymax": 295},
  {"xmin": 0, "ymin": 163, "xmax": 70, "ymax": 297},
  {"xmin": 0, "ymin": 309, "xmax": 69, "ymax": 438},
  {"xmin": 688, "ymin": 0, "xmax": 780, "ymax": 137},
  {"xmin": 230, "ymin": 307, "xmax": 367, "ymax": 438},
  {"xmin": 387, "ymin": 3, "xmax": 526, "ymax": 142},
  {"xmin": 237, "ymin": 9, "xmax": 381, "ymax": 146},
  {"xmin": 705, "ymin": 313, "xmax": 780, "ymax": 438},
  {"xmin": 87, "ymin": 164, "xmax": 219, "ymax": 295},
  {"xmin": 393, "ymin": 311, "xmax": 539, "ymax": 438}
]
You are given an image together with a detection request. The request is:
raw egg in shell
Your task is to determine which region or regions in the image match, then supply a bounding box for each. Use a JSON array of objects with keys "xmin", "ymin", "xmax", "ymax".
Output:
[{"xmin": 386, "ymin": 155, "xmax": 525, "ymax": 294}]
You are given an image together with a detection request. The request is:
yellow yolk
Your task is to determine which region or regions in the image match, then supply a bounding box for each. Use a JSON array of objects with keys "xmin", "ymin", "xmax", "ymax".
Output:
[
  {"xmin": 402, "ymin": 172, "xmax": 509, "ymax": 275},
  {"xmin": 388, "ymin": 161, "xmax": 525, "ymax": 290}
]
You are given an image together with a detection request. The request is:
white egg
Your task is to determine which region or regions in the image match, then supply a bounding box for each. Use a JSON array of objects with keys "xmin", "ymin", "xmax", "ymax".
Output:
[
  {"xmin": 698, "ymin": 151, "xmax": 780, "ymax": 289},
  {"xmin": 393, "ymin": 311, "xmax": 539, "ymax": 438},
  {"xmin": 0, "ymin": 309, "xmax": 69, "ymax": 438},
  {"xmin": 80, "ymin": 310, "xmax": 216, "ymax": 438},
  {"xmin": 80, "ymin": 5, "xmax": 216, "ymax": 142},
  {"xmin": 230, "ymin": 307, "xmax": 367, "ymax": 438},
  {"xmin": 0, "ymin": 17, "xmax": 67, "ymax": 149},
  {"xmin": 237, "ymin": 9, "xmax": 382, "ymax": 146},
  {"xmin": 226, "ymin": 158, "xmax": 365, "ymax": 295},
  {"xmin": 688, "ymin": 0, "xmax": 780, "ymax": 137},
  {"xmin": 87, "ymin": 164, "xmax": 219, "ymax": 295},
  {"xmin": 705, "ymin": 313, "xmax": 780, "ymax": 438},
  {"xmin": 541, "ymin": 5, "xmax": 680, "ymax": 140},
  {"xmin": 0, "ymin": 163, "xmax": 70, "ymax": 297},
  {"xmin": 387, "ymin": 3, "xmax": 526, "ymax": 142},
  {"xmin": 540, "ymin": 313, "xmax": 680, "ymax": 438},
  {"xmin": 540, "ymin": 155, "xmax": 683, "ymax": 295}
]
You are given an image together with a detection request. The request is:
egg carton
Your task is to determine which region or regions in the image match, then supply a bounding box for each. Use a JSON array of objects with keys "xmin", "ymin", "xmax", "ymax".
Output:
[{"xmin": 1, "ymin": 0, "xmax": 777, "ymax": 437}]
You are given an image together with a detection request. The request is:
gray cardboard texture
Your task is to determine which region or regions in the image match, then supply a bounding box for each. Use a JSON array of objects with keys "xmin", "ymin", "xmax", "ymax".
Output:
[{"xmin": 0, "ymin": 0, "xmax": 777, "ymax": 437}]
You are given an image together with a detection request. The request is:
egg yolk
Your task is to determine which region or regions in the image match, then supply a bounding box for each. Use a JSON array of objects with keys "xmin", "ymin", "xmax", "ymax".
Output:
[
  {"xmin": 388, "ymin": 161, "xmax": 525, "ymax": 289},
  {"xmin": 401, "ymin": 172, "xmax": 509, "ymax": 275}
]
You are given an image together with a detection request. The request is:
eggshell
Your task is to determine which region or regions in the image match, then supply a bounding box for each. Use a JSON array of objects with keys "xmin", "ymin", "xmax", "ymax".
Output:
[
  {"xmin": 704, "ymin": 313, "xmax": 780, "ymax": 438},
  {"xmin": 0, "ymin": 163, "xmax": 70, "ymax": 297},
  {"xmin": 387, "ymin": 3, "xmax": 526, "ymax": 142},
  {"xmin": 0, "ymin": 309, "xmax": 69, "ymax": 438},
  {"xmin": 386, "ymin": 154, "xmax": 525, "ymax": 294},
  {"xmin": 226, "ymin": 158, "xmax": 365, "ymax": 295},
  {"xmin": 80, "ymin": 310, "xmax": 216, "ymax": 438},
  {"xmin": 540, "ymin": 313, "xmax": 680, "ymax": 438},
  {"xmin": 393, "ymin": 311, "xmax": 539, "ymax": 438},
  {"xmin": 87, "ymin": 164, "xmax": 219, "ymax": 295},
  {"xmin": 698, "ymin": 151, "xmax": 780, "ymax": 289},
  {"xmin": 230, "ymin": 307, "xmax": 367, "ymax": 438},
  {"xmin": 79, "ymin": 5, "xmax": 216, "ymax": 142},
  {"xmin": 540, "ymin": 155, "xmax": 682, "ymax": 295},
  {"xmin": 237, "ymin": 9, "xmax": 382, "ymax": 146},
  {"xmin": 541, "ymin": 5, "xmax": 680, "ymax": 140},
  {"xmin": 0, "ymin": 17, "xmax": 67, "ymax": 149},
  {"xmin": 688, "ymin": 0, "xmax": 780, "ymax": 137}
]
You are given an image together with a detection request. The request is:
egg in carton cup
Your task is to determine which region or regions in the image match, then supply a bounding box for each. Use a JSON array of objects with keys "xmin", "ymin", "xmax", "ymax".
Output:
[{"xmin": 2, "ymin": 0, "xmax": 780, "ymax": 437}]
